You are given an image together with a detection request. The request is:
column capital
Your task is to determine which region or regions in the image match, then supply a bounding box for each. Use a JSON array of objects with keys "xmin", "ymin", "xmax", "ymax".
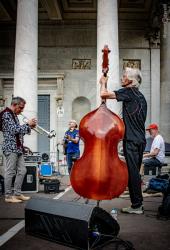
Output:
[
  {"xmin": 161, "ymin": 2, "xmax": 170, "ymax": 38},
  {"xmin": 145, "ymin": 29, "xmax": 160, "ymax": 48},
  {"xmin": 161, "ymin": 2, "xmax": 170, "ymax": 23},
  {"xmin": 145, "ymin": 0, "xmax": 161, "ymax": 47}
]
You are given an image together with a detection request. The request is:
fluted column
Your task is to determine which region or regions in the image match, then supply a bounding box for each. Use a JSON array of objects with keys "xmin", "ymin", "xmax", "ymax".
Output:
[
  {"xmin": 151, "ymin": 48, "xmax": 160, "ymax": 125},
  {"xmin": 97, "ymin": 0, "xmax": 120, "ymax": 113},
  {"xmin": 14, "ymin": 0, "xmax": 38, "ymax": 151},
  {"xmin": 160, "ymin": 4, "xmax": 170, "ymax": 142}
]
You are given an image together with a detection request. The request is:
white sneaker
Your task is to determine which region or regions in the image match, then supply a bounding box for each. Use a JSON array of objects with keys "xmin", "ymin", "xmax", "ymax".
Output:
[
  {"xmin": 5, "ymin": 196, "xmax": 22, "ymax": 203},
  {"xmin": 121, "ymin": 205, "xmax": 144, "ymax": 214},
  {"xmin": 14, "ymin": 194, "xmax": 30, "ymax": 201}
]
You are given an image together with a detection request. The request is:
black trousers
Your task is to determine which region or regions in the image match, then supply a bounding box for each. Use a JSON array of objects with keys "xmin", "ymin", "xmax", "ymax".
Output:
[{"xmin": 123, "ymin": 140, "xmax": 146, "ymax": 208}]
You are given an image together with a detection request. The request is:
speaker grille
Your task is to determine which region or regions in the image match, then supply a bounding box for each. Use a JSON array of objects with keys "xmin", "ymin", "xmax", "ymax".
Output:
[{"xmin": 25, "ymin": 197, "xmax": 119, "ymax": 250}]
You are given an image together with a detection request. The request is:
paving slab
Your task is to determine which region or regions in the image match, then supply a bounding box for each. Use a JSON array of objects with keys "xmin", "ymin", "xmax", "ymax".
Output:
[{"xmin": 0, "ymin": 179, "xmax": 170, "ymax": 250}]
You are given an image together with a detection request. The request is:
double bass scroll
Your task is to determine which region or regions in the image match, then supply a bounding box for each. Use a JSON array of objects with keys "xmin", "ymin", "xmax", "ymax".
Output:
[
  {"xmin": 101, "ymin": 44, "xmax": 110, "ymax": 103},
  {"xmin": 102, "ymin": 45, "xmax": 110, "ymax": 77}
]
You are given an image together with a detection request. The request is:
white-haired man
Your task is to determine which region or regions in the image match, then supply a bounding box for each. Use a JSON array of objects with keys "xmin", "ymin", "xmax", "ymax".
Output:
[
  {"xmin": 100, "ymin": 67, "xmax": 147, "ymax": 214},
  {"xmin": 63, "ymin": 120, "xmax": 80, "ymax": 175}
]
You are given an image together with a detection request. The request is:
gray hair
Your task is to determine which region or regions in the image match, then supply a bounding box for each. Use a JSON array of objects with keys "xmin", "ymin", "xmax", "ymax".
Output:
[
  {"xmin": 124, "ymin": 67, "xmax": 142, "ymax": 88},
  {"xmin": 11, "ymin": 96, "xmax": 26, "ymax": 105},
  {"xmin": 69, "ymin": 119, "xmax": 78, "ymax": 128}
]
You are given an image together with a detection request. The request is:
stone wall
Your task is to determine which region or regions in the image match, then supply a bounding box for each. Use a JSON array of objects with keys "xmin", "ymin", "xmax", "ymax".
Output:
[{"xmin": 0, "ymin": 23, "xmax": 157, "ymax": 157}]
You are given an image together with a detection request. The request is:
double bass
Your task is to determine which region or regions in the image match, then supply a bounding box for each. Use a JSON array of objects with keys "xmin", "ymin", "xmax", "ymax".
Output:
[{"xmin": 70, "ymin": 45, "xmax": 128, "ymax": 200}]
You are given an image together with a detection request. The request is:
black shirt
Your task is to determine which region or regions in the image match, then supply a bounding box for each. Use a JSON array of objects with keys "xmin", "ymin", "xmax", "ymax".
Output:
[{"xmin": 114, "ymin": 87, "xmax": 147, "ymax": 144}]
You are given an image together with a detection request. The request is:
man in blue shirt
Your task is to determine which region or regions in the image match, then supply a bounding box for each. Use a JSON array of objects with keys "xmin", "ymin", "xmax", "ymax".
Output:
[{"xmin": 63, "ymin": 120, "xmax": 80, "ymax": 175}]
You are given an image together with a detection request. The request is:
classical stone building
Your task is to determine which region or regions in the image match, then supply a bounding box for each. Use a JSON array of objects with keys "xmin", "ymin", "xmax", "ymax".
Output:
[{"xmin": 0, "ymin": 0, "xmax": 169, "ymax": 170}]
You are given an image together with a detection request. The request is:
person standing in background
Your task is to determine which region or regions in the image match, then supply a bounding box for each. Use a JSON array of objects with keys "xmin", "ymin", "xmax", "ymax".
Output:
[{"xmin": 63, "ymin": 120, "xmax": 80, "ymax": 176}]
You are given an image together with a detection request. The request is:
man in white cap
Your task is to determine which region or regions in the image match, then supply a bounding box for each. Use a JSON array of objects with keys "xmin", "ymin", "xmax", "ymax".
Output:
[{"xmin": 63, "ymin": 120, "xmax": 80, "ymax": 175}]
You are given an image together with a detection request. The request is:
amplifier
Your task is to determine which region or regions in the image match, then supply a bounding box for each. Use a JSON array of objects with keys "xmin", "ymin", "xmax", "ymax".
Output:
[
  {"xmin": 21, "ymin": 163, "xmax": 38, "ymax": 193},
  {"xmin": 44, "ymin": 179, "xmax": 60, "ymax": 193},
  {"xmin": 24, "ymin": 155, "xmax": 42, "ymax": 163},
  {"xmin": 25, "ymin": 198, "xmax": 120, "ymax": 250}
]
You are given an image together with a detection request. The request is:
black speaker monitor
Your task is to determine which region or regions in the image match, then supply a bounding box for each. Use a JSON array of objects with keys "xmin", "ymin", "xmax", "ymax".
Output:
[
  {"xmin": 22, "ymin": 163, "xmax": 38, "ymax": 192},
  {"xmin": 12, "ymin": 163, "xmax": 38, "ymax": 193},
  {"xmin": 25, "ymin": 197, "xmax": 120, "ymax": 250}
]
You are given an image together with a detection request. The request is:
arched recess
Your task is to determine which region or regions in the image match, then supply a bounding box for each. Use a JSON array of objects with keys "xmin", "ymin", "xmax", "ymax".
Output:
[{"xmin": 72, "ymin": 96, "xmax": 91, "ymax": 125}]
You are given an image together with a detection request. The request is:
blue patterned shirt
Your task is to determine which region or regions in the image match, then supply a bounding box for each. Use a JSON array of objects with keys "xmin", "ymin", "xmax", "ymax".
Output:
[
  {"xmin": 1, "ymin": 108, "xmax": 31, "ymax": 155},
  {"xmin": 64, "ymin": 129, "xmax": 80, "ymax": 154}
]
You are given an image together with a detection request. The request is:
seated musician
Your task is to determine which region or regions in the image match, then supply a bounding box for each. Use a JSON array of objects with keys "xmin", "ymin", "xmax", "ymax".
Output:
[{"xmin": 140, "ymin": 123, "xmax": 165, "ymax": 176}]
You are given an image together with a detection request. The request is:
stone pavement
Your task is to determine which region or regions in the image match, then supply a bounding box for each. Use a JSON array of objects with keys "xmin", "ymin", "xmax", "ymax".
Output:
[{"xmin": 0, "ymin": 175, "xmax": 170, "ymax": 250}]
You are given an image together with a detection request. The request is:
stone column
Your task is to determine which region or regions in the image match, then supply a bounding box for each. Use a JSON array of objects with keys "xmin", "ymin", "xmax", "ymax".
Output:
[
  {"xmin": 151, "ymin": 48, "xmax": 160, "ymax": 125},
  {"xmin": 97, "ymin": 0, "xmax": 120, "ymax": 113},
  {"xmin": 160, "ymin": 7, "xmax": 170, "ymax": 141},
  {"xmin": 0, "ymin": 79, "xmax": 4, "ymax": 103},
  {"xmin": 14, "ymin": 0, "xmax": 38, "ymax": 151}
]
